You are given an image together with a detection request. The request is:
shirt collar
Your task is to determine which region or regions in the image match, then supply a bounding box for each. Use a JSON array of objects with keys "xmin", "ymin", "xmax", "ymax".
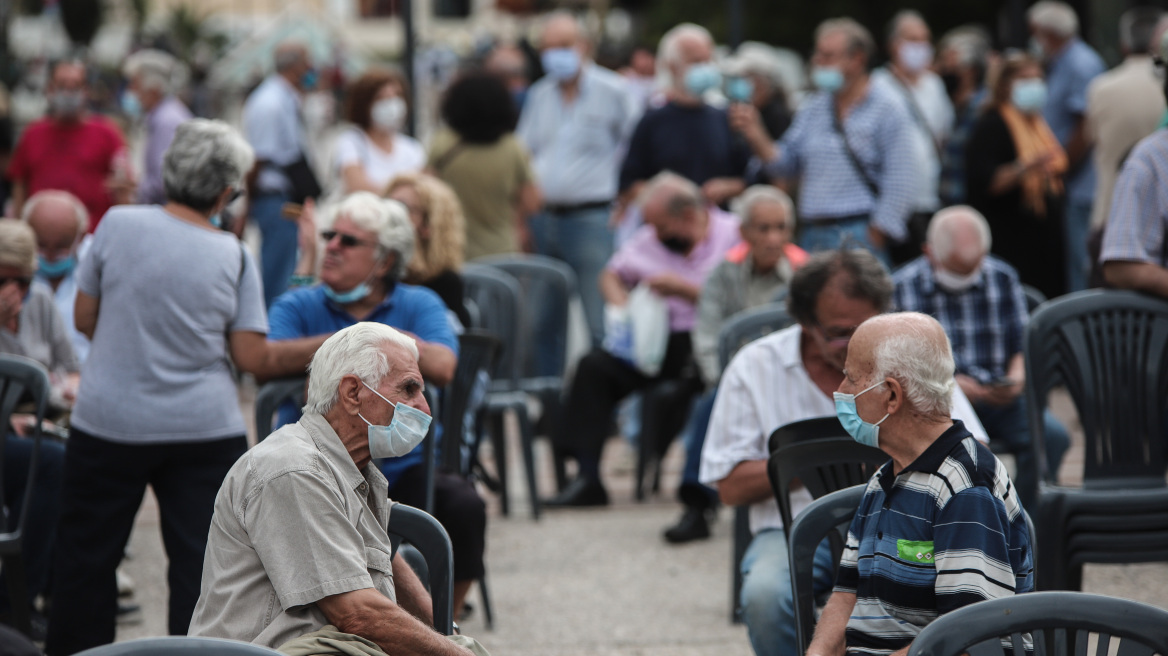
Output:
[
  {"xmin": 301, "ymin": 411, "xmax": 388, "ymax": 497},
  {"xmin": 778, "ymin": 324, "xmax": 805, "ymax": 371},
  {"xmin": 880, "ymin": 419, "xmax": 972, "ymax": 482}
]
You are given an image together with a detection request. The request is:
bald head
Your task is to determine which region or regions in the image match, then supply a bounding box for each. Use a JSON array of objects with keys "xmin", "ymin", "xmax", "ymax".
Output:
[
  {"xmin": 637, "ymin": 172, "xmax": 707, "ymax": 254},
  {"xmin": 849, "ymin": 312, "xmax": 955, "ymax": 417},
  {"xmin": 541, "ymin": 12, "xmax": 584, "ymax": 50},
  {"xmin": 926, "ymin": 206, "xmax": 991, "ymax": 274},
  {"xmin": 23, "ymin": 191, "xmax": 87, "ymax": 261}
]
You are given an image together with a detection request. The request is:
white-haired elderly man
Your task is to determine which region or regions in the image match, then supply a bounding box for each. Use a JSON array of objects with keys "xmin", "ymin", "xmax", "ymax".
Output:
[
  {"xmin": 190, "ymin": 323, "xmax": 482, "ymax": 655},
  {"xmin": 22, "ymin": 189, "xmax": 92, "ymax": 362},
  {"xmin": 810, "ymin": 312, "xmax": 1033, "ymax": 656},
  {"xmin": 122, "ymin": 49, "xmax": 193, "ymax": 205},
  {"xmin": 268, "ymin": 192, "xmax": 485, "ymax": 620},
  {"xmin": 892, "ymin": 206, "xmax": 1070, "ymax": 511}
]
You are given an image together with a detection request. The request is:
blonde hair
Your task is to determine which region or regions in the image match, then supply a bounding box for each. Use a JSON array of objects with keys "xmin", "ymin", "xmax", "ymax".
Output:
[
  {"xmin": 385, "ymin": 173, "xmax": 466, "ymax": 280},
  {"xmin": 0, "ymin": 219, "xmax": 37, "ymax": 274}
]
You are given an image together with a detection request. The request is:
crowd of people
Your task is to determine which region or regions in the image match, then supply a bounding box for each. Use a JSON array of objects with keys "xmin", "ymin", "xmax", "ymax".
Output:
[{"xmin": 2, "ymin": 1, "xmax": 1168, "ymax": 655}]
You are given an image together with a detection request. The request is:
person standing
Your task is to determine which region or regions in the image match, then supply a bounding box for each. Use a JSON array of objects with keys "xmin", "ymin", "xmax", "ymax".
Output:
[{"xmin": 121, "ymin": 49, "xmax": 193, "ymax": 206}]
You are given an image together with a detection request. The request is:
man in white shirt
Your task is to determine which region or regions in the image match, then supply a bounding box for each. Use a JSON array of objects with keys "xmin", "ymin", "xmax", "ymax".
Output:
[
  {"xmin": 22, "ymin": 189, "xmax": 91, "ymax": 363},
  {"xmin": 699, "ymin": 248, "xmax": 986, "ymax": 656}
]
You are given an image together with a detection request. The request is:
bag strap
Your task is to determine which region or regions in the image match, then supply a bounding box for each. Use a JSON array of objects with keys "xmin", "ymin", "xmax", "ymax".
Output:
[
  {"xmin": 884, "ymin": 68, "xmax": 944, "ymax": 158},
  {"xmin": 832, "ymin": 109, "xmax": 880, "ymax": 198},
  {"xmin": 431, "ymin": 140, "xmax": 466, "ymax": 173}
]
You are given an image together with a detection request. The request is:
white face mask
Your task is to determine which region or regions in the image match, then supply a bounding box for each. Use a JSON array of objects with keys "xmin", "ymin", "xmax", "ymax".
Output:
[
  {"xmin": 934, "ymin": 266, "xmax": 982, "ymax": 293},
  {"xmin": 358, "ymin": 382, "xmax": 432, "ymax": 459},
  {"xmin": 371, "ymin": 97, "xmax": 407, "ymax": 131},
  {"xmin": 897, "ymin": 42, "xmax": 934, "ymax": 74}
]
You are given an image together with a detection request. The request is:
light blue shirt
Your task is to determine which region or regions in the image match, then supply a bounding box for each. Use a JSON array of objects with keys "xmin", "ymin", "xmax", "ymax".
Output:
[
  {"xmin": 517, "ymin": 63, "xmax": 637, "ymax": 204},
  {"xmin": 242, "ymin": 75, "xmax": 305, "ymax": 194},
  {"xmin": 33, "ymin": 237, "xmax": 91, "ymax": 363},
  {"xmin": 1043, "ymin": 39, "xmax": 1105, "ymax": 202}
]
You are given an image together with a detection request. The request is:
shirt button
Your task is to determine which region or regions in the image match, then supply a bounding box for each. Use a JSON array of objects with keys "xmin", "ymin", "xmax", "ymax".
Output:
[{"xmin": 358, "ymin": 483, "xmax": 367, "ymax": 493}]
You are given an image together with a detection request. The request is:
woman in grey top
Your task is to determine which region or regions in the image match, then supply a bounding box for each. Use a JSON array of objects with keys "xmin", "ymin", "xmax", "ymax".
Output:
[{"xmin": 46, "ymin": 119, "xmax": 331, "ymax": 655}]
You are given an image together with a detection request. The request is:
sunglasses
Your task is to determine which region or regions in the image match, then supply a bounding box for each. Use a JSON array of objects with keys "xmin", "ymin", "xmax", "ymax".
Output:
[
  {"xmin": 320, "ymin": 230, "xmax": 375, "ymax": 249},
  {"xmin": 0, "ymin": 276, "xmax": 32, "ymax": 291}
]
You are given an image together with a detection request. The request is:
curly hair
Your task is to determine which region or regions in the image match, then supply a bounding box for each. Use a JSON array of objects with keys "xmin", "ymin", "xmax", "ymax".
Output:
[
  {"xmin": 439, "ymin": 71, "xmax": 516, "ymax": 144},
  {"xmin": 385, "ymin": 173, "xmax": 466, "ymax": 280},
  {"xmin": 344, "ymin": 68, "xmax": 410, "ymax": 131}
]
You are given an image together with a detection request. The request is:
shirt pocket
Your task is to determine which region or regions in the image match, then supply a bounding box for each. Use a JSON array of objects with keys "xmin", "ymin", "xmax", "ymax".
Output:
[
  {"xmin": 365, "ymin": 546, "xmax": 396, "ymax": 601},
  {"xmin": 871, "ymin": 533, "xmax": 938, "ymax": 607}
]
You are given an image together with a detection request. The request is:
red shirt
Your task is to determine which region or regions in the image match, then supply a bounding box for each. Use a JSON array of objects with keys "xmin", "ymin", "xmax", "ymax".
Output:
[{"xmin": 7, "ymin": 115, "xmax": 126, "ymax": 232}]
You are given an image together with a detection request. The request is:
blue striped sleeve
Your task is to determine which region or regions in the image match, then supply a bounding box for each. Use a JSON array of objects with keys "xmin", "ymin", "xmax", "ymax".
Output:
[{"xmin": 933, "ymin": 486, "xmax": 1018, "ymax": 615}]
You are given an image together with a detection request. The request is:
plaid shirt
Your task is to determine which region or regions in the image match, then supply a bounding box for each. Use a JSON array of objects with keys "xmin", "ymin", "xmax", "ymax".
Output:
[
  {"xmin": 892, "ymin": 255, "xmax": 1028, "ymax": 384},
  {"xmin": 938, "ymin": 89, "xmax": 987, "ymax": 206},
  {"xmin": 1100, "ymin": 129, "xmax": 1168, "ymax": 267}
]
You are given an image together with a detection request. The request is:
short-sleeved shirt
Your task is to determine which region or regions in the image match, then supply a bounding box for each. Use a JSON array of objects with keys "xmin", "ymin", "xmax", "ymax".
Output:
[
  {"xmin": 70, "ymin": 206, "xmax": 268, "ymax": 443},
  {"xmin": 6, "ymin": 115, "xmax": 126, "ymax": 231},
  {"xmin": 1099, "ymin": 129, "xmax": 1168, "ymax": 268},
  {"xmin": 606, "ymin": 209, "xmax": 741, "ymax": 333},
  {"xmin": 243, "ymin": 75, "xmax": 305, "ymax": 194},
  {"xmin": 835, "ymin": 421, "xmax": 1034, "ymax": 656},
  {"xmin": 189, "ymin": 412, "xmax": 396, "ymax": 649},
  {"xmin": 332, "ymin": 128, "xmax": 426, "ymax": 193},
  {"xmin": 0, "ymin": 282, "xmax": 79, "ymax": 374},
  {"xmin": 428, "ymin": 130, "xmax": 534, "ymax": 261},
  {"xmin": 138, "ymin": 96, "xmax": 193, "ymax": 205},
  {"xmin": 1043, "ymin": 39, "xmax": 1105, "ymax": 202},
  {"xmin": 618, "ymin": 101, "xmax": 752, "ymax": 192},
  {"xmin": 870, "ymin": 69, "xmax": 953, "ymax": 212}
]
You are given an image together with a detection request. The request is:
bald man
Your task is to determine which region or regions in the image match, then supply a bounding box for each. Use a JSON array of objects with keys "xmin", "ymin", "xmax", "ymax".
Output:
[
  {"xmin": 810, "ymin": 312, "xmax": 1033, "ymax": 656},
  {"xmin": 891, "ymin": 206, "xmax": 1069, "ymax": 511},
  {"xmin": 23, "ymin": 189, "xmax": 92, "ymax": 362}
]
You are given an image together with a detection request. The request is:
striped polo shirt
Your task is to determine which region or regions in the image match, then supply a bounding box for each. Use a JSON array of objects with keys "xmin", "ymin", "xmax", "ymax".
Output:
[{"xmin": 835, "ymin": 420, "xmax": 1034, "ymax": 656}]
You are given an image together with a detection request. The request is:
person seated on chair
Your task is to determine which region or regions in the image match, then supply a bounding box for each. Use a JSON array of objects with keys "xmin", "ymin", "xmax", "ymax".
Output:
[
  {"xmin": 663, "ymin": 184, "xmax": 808, "ymax": 543},
  {"xmin": 892, "ymin": 205, "xmax": 1070, "ymax": 511},
  {"xmin": 190, "ymin": 323, "xmax": 480, "ymax": 654},
  {"xmin": 268, "ymin": 192, "xmax": 485, "ymax": 620},
  {"xmin": 545, "ymin": 170, "xmax": 741, "ymax": 507},
  {"xmin": 22, "ymin": 189, "xmax": 92, "ymax": 363},
  {"xmin": 699, "ymin": 248, "xmax": 987, "ymax": 656},
  {"xmin": 809, "ymin": 312, "xmax": 1033, "ymax": 656}
]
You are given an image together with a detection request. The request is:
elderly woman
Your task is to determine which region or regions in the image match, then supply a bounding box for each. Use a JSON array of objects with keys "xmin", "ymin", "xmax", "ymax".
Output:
[
  {"xmin": 385, "ymin": 172, "xmax": 470, "ymax": 326},
  {"xmin": 45, "ymin": 119, "xmax": 330, "ymax": 655},
  {"xmin": 334, "ymin": 68, "xmax": 426, "ymax": 195}
]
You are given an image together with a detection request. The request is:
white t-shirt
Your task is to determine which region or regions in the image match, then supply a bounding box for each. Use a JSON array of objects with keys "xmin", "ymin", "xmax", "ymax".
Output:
[
  {"xmin": 332, "ymin": 128, "xmax": 426, "ymax": 193},
  {"xmin": 870, "ymin": 68, "xmax": 954, "ymax": 212}
]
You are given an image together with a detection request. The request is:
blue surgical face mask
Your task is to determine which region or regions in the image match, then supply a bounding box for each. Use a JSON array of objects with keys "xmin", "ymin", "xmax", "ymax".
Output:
[
  {"xmin": 684, "ymin": 63, "xmax": 723, "ymax": 97},
  {"xmin": 38, "ymin": 254, "xmax": 77, "ymax": 279},
  {"xmin": 209, "ymin": 214, "xmax": 223, "ymax": 229},
  {"xmin": 726, "ymin": 76, "xmax": 754, "ymax": 103},
  {"xmin": 1012, "ymin": 79, "xmax": 1048, "ymax": 114},
  {"xmin": 541, "ymin": 47, "xmax": 581, "ymax": 82},
  {"xmin": 359, "ymin": 382, "xmax": 432, "ymax": 459},
  {"xmin": 121, "ymin": 91, "xmax": 142, "ymax": 120},
  {"xmin": 301, "ymin": 69, "xmax": 319, "ymax": 91},
  {"xmin": 323, "ymin": 282, "xmax": 371, "ymax": 305},
  {"xmin": 811, "ymin": 66, "xmax": 845, "ymax": 93},
  {"xmin": 834, "ymin": 380, "xmax": 889, "ymax": 449}
]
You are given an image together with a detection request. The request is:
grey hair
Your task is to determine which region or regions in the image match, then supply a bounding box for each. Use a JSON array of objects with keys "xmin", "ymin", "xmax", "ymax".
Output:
[
  {"xmin": 163, "ymin": 119, "xmax": 255, "ymax": 212},
  {"xmin": 325, "ymin": 192, "xmax": 415, "ymax": 281},
  {"xmin": 788, "ymin": 248, "xmax": 892, "ymax": 328},
  {"xmin": 926, "ymin": 205, "xmax": 992, "ymax": 262},
  {"xmin": 866, "ymin": 313, "xmax": 955, "ymax": 417},
  {"xmin": 724, "ymin": 42, "xmax": 785, "ymax": 88},
  {"xmin": 1028, "ymin": 1, "xmax": 1079, "ymax": 38},
  {"xmin": 887, "ymin": 9, "xmax": 928, "ymax": 44},
  {"xmin": 21, "ymin": 189, "xmax": 88, "ymax": 235},
  {"xmin": 122, "ymin": 49, "xmax": 179, "ymax": 93},
  {"xmin": 303, "ymin": 322, "xmax": 419, "ymax": 415},
  {"xmin": 1120, "ymin": 7, "xmax": 1163, "ymax": 54},
  {"xmin": 659, "ymin": 23, "xmax": 713, "ymax": 68},
  {"xmin": 636, "ymin": 170, "xmax": 702, "ymax": 216},
  {"xmin": 816, "ymin": 17, "xmax": 876, "ymax": 64},
  {"xmin": 732, "ymin": 185, "xmax": 796, "ymax": 229},
  {"xmin": 539, "ymin": 10, "xmax": 588, "ymax": 46},
  {"xmin": 939, "ymin": 25, "xmax": 991, "ymax": 69},
  {"xmin": 0, "ymin": 219, "xmax": 37, "ymax": 274},
  {"xmin": 274, "ymin": 42, "xmax": 308, "ymax": 72}
]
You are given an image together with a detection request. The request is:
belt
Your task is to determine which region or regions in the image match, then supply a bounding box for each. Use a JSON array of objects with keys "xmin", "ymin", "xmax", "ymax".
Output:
[
  {"xmin": 807, "ymin": 213, "xmax": 869, "ymax": 227},
  {"xmin": 544, "ymin": 200, "xmax": 613, "ymax": 214}
]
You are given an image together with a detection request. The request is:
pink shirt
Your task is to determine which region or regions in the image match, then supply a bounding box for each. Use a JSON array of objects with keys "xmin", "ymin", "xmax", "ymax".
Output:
[{"xmin": 606, "ymin": 209, "xmax": 741, "ymax": 332}]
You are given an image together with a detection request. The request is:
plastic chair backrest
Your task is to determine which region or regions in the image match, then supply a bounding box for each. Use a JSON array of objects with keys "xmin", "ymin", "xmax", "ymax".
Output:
[
  {"xmin": 254, "ymin": 377, "xmax": 308, "ymax": 441},
  {"xmin": 717, "ymin": 303, "xmax": 793, "ymax": 371},
  {"xmin": 74, "ymin": 636, "xmax": 283, "ymax": 655},
  {"xmin": 473, "ymin": 254, "xmax": 576, "ymax": 380},
  {"xmin": 1021, "ymin": 284, "xmax": 1048, "ymax": 314},
  {"xmin": 441, "ymin": 331, "xmax": 501, "ymax": 474},
  {"xmin": 386, "ymin": 503, "xmax": 455, "ymax": 635},
  {"xmin": 462, "ymin": 264, "xmax": 524, "ymax": 389},
  {"xmin": 767, "ymin": 415, "xmax": 848, "ymax": 457},
  {"xmin": 1024, "ymin": 290, "xmax": 1168, "ymax": 488},
  {"xmin": 787, "ymin": 485, "xmax": 866, "ymax": 656},
  {"xmin": 907, "ymin": 591, "xmax": 1168, "ymax": 656},
  {"xmin": 768, "ymin": 437, "xmax": 886, "ymax": 531}
]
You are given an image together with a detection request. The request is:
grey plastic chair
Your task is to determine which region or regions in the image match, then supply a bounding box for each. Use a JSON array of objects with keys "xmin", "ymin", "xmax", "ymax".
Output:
[
  {"xmin": 0, "ymin": 354, "xmax": 51, "ymax": 638},
  {"xmin": 387, "ymin": 503, "xmax": 455, "ymax": 636},
  {"xmin": 253, "ymin": 377, "xmax": 307, "ymax": 442},
  {"xmin": 908, "ymin": 591, "xmax": 1168, "ymax": 656},
  {"xmin": 74, "ymin": 636, "xmax": 282, "ymax": 655}
]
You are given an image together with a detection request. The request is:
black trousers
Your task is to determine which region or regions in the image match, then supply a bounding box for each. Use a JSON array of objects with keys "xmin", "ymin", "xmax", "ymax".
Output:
[
  {"xmin": 388, "ymin": 466, "xmax": 487, "ymax": 582},
  {"xmin": 44, "ymin": 429, "xmax": 246, "ymax": 656},
  {"xmin": 558, "ymin": 332, "xmax": 695, "ymax": 458}
]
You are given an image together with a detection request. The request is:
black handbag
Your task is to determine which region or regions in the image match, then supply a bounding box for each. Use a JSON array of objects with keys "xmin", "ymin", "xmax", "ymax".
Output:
[{"xmin": 282, "ymin": 154, "xmax": 322, "ymax": 204}]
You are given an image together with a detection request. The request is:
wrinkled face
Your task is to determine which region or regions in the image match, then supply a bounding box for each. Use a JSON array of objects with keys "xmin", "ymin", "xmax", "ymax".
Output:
[
  {"xmin": 808, "ymin": 278, "xmax": 881, "ymax": 371},
  {"xmin": 358, "ymin": 345, "xmax": 429, "ymax": 427},
  {"xmin": 742, "ymin": 201, "xmax": 791, "ymax": 272},
  {"xmin": 319, "ymin": 215, "xmax": 390, "ymax": 293},
  {"xmin": 837, "ymin": 324, "xmax": 889, "ymax": 423}
]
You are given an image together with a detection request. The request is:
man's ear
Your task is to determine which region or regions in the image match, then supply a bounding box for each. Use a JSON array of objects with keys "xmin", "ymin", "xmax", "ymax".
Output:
[
  {"xmin": 884, "ymin": 377, "xmax": 904, "ymax": 415},
  {"xmin": 337, "ymin": 375, "xmax": 364, "ymax": 415}
]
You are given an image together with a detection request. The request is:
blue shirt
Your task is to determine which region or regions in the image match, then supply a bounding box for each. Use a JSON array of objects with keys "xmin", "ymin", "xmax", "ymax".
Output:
[
  {"xmin": 892, "ymin": 255, "xmax": 1028, "ymax": 384},
  {"xmin": 619, "ymin": 101, "xmax": 752, "ymax": 192},
  {"xmin": 517, "ymin": 63, "xmax": 638, "ymax": 204},
  {"xmin": 1100, "ymin": 129, "xmax": 1168, "ymax": 268},
  {"xmin": 762, "ymin": 86, "xmax": 917, "ymax": 241},
  {"xmin": 1043, "ymin": 39, "xmax": 1105, "ymax": 202},
  {"xmin": 836, "ymin": 421, "xmax": 1034, "ymax": 656},
  {"xmin": 268, "ymin": 283, "xmax": 458, "ymax": 485}
]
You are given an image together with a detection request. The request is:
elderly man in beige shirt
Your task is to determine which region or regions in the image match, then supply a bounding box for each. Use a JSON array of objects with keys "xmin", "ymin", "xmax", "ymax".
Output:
[{"xmin": 189, "ymin": 322, "xmax": 480, "ymax": 655}]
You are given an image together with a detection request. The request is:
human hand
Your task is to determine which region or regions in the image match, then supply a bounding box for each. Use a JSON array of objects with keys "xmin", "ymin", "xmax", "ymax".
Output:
[
  {"xmin": 701, "ymin": 178, "xmax": 744, "ymax": 205},
  {"xmin": 646, "ymin": 272, "xmax": 692, "ymax": 298},
  {"xmin": 9, "ymin": 413, "xmax": 36, "ymax": 437},
  {"xmin": 866, "ymin": 225, "xmax": 887, "ymax": 251},
  {"xmin": 728, "ymin": 103, "xmax": 767, "ymax": 143},
  {"xmin": 983, "ymin": 378, "xmax": 1023, "ymax": 407},
  {"xmin": 298, "ymin": 198, "xmax": 318, "ymax": 256},
  {"xmin": 0, "ymin": 282, "xmax": 24, "ymax": 327}
]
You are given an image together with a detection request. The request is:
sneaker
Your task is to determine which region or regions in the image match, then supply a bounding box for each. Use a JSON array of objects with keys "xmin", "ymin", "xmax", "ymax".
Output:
[{"xmin": 663, "ymin": 507, "xmax": 712, "ymax": 543}]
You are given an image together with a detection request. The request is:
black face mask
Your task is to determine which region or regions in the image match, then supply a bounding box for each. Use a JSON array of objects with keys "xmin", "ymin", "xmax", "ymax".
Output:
[
  {"xmin": 941, "ymin": 72, "xmax": 961, "ymax": 100},
  {"xmin": 661, "ymin": 236, "xmax": 694, "ymax": 254}
]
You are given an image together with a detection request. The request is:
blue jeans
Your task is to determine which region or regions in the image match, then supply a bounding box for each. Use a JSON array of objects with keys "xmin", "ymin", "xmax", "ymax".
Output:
[
  {"xmin": 0, "ymin": 434, "xmax": 65, "ymax": 613},
  {"xmin": 679, "ymin": 388, "xmax": 719, "ymax": 504},
  {"xmin": 974, "ymin": 397, "xmax": 1070, "ymax": 513},
  {"xmin": 252, "ymin": 191, "xmax": 298, "ymax": 307},
  {"xmin": 799, "ymin": 217, "xmax": 888, "ymax": 266},
  {"xmin": 530, "ymin": 206, "xmax": 614, "ymax": 347},
  {"xmin": 740, "ymin": 528, "xmax": 835, "ymax": 656},
  {"xmin": 1064, "ymin": 199, "xmax": 1092, "ymax": 293}
]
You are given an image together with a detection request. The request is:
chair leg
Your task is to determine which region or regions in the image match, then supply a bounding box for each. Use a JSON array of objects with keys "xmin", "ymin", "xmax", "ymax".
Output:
[
  {"xmin": 478, "ymin": 573, "xmax": 494, "ymax": 630},
  {"xmin": 540, "ymin": 391, "xmax": 569, "ymax": 493},
  {"xmin": 488, "ymin": 411, "xmax": 510, "ymax": 517},
  {"xmin": 552, "ymin": 445, "xmax": 569, "ymax": 493},
  {"xmin": 636, "ymin": 399, "xmax": 656, "ymax": 502},
  {"xmin": 2, "ymin": 553, "xmax": 31, "ymax": 637},
  {"xmin": 516, "ymin": 407, "xmax": 541, "ymax": 520}
]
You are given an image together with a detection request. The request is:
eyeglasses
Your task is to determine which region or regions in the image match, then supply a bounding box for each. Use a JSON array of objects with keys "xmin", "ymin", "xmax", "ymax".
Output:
[
  {"xmin": 320, "ymin": 230, "xmax": 375, "ymax": 249},
  {"xmin": 0, "ymin": 276, "xmax": 32, "ymax": 292}
]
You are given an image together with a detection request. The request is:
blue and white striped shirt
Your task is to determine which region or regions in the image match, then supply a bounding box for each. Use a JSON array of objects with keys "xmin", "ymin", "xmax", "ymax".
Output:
[
  {"xmin": 761, "ymin": 85, "xmax": 918, "ymax": 241},
  {"xmin": 835, "ymin": 421, "xmax": 1034, "ymax": 656},
  {"xmin": 1099, "ymin": 129, "xmax": 1168, "ymax": 268},
  {"xmin": 891, "ymin": 255, "xmax": 1029, "ymax": 384}
]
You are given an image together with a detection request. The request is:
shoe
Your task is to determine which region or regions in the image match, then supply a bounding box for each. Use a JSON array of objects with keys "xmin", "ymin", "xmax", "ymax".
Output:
[
  {"xmin": 543, "ymin": 477, "xmax": 609, "ymax": 507},
  {"xmin": 663, "ymin": 506, "xmax": 711, "ymax": 544}
]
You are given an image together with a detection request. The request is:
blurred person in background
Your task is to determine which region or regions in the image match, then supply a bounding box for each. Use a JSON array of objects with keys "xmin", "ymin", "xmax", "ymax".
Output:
[
  {"xmin": 45, "ymin": 120, "xmax": 329, "ymax": 655},
  {"xmin": 518, "ymin": 11, "xmax": 638, "ymax": 346},
  {"xmin": 121, "ymin": 49, "xmax": 193, "ymax": 206},
  {"xmin": 483, "ymin": 42, "xmax": 533, "ymax": 110},
  {"xmin": 428, "ymin": 71, "xmax": 540, "ymax": 261},
  {"xmin": 938, "ymin": 26, "xmax": 993, "ymax": 206},
  {"xmin": 620, "ymin": 45, "xmax": 658, "ymax": 111},
  {"xmin": 23, "ymin": 189, "xmax": 91, "ymax": 362},
  {"xmin": 965, "ymin": 53, "xmax": 1068, "ymax": 301},
  {"xmin": 386, "ymin": 173, "xmax": 471, "ymax": 327},
  {"xmin": 7, "ymin": 59, "xmax": 131, "ymax": 231},
  {"xmin": 334, "ymin": 68, "xmax": 426, "ymax": 195},
  {"xmin": 722, "ymin": 42, "xmax": 794, "ymax": 156}
]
